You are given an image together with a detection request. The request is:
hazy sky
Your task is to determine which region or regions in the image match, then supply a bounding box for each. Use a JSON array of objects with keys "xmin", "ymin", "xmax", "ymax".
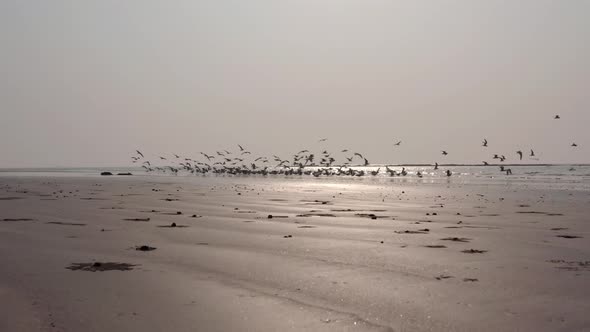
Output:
[{"xmin": 1, "ymin": 1, "xmax": 589, "ymax": 167}]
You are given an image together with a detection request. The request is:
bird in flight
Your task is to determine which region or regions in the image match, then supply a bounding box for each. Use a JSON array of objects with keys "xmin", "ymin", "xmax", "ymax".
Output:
[
  {"xmin": 516, "ymin": 150, "xmax": 523, "ymax": 160},
  {"xmin": 394, "ymin": 141, "xmax": 402, "ymax": 146},
  {"xmin": 482, "ymin": 139, "xmax": 488, "ymax": 147},
  {"xmin": 441, "ymin": 151, "xmax": 448, "ymax": 156},
  {"xmin": 318, "ymin": 138, "xmax": 328, "ymax": 142},
  {"xmin": 572, "ymin": 143, "xmax": 578, "ymax": 147},
  {"xmin": 238, "ymin": 144, "xmax": 244, "ymax": 151},
  {"xmin": 530, "ymin": 149, "xmax": 535, "ymax": 157},
  {"xmin": 136, "ymin": 150, "xmax": 144, "ymax": 158},
  {"xmin": 554, "ymin": 115, "xmax": 560, "ymax": 119}
]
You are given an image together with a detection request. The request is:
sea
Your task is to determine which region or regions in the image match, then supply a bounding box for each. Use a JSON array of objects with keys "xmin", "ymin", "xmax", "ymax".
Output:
[{"xmin": 1, "ymin": 165, "xmax": 589, "ymax": 191}]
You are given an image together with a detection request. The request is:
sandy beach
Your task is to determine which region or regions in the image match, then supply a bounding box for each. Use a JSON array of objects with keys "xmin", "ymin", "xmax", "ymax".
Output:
[{"xmin": 1, "ymin": 174, "xmax": 589, "ymax": 331}]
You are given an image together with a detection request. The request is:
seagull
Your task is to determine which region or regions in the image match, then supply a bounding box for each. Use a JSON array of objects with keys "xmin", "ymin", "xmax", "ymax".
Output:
[
  {"xmin": 364, "ymin": 158, "xmax": 370, "ymax": 166},
  {"xmin": 442, "ymin": 151, "xmax": 448, "ymax": 156},
  {"xmin": 159, "ymin": 156, "xmax": 167, "ymax": 160},
  {"xmin": 446, "ymin": 170, "xmax": 452, "ymax": 177},
  {"xmin": 136, "ymin": 150, "xmax": 144, "ymax": 158},
  {"xmin": 530, "ymin": 149, "xmax": 535, "ymax": 157},
  {"xmin": 238, "ymin": 144, "xmax": 244, "ymax": 151},
  {"xmin": 482, "ymin": 139, "xmax": 488, "ymax": 147},
  {"xmin": 174, "ymin": 154, "xmax": 180, "ymax": 159},
  {"xmin": 394, "ymin": 141, "xmax": 402, "ymax": 146},
  {"xmin": 318, "ymin": 138, "xmax": 328, "ymax": 142},
  {"xmin": 434, "ymin": 162, "xmax": 439, "ymax": 170},
  {"xmin": 401, "ymin": 167, "xmax": 407, "ymax": 176},
  {"xmin": 483, "ymin": 161, "xmax": 489, "ymax": 166},
  {"xmin": 354, "ymin": 152, "xmax": 364, "ymax": 159},
  {"xmin": 554, "ymin": 115, "xmax": 560, "ymax": 119},
  {"xmin": 572, "ymin": 143, "xmax": 578, "ymax": 147},
  {"xmin": 516, "ymin": 151, "xmax": 523, "ymax": 160}
]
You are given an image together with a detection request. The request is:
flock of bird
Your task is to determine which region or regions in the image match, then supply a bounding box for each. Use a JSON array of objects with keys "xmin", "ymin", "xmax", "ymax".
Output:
[{"xmin": 131, "ymin": 115, "xmax": 579, "ymax": 178}]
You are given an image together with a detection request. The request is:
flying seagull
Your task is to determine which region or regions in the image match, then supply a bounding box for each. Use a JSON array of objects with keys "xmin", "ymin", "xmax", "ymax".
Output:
[
  {"xmin": 554, "ymin": 115, "xmax": 560, "ymax": 119},
  {"xmin": 318, "ymin": 138, "xmax": 328, "ymax": 142},
  {"xmin": 572, "ymin": 143, "xmax": 578, "ymax": 147},
  {"xmin": 238, "ymin": 144, "xmax": 244, "ymax": 151},
  {"xmin": 482, "ymin": 139, "xmax": 488, "ymax": 147},
  {"xmin": 442, "ymin": 151, "xmax": 448, "ymax": 156},
  {"xmin": 394, "ymin": 141, "xmax": 402, "ymax": 146},
  {"xmin": 530, "ymin": 149, "xmax": 535, "ymax": 157},
  {"xmin": 136, "ymin": 150, "xmax": 144, "ymax": 158},
  {"xmin": 517, "ymin": 150, "xmax": 523, "ymax": 160}
]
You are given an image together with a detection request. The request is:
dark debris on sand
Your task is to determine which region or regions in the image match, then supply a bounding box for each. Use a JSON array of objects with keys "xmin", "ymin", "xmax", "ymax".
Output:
[
  {"xmin": 66, "ymin": 262, "xmax": 138, "ymax": 272},
  {"xmin": 46, "ymin": 221, "xmax": 86, "ymax": 226},
  {"xmin": 462, "ymin": 249, "xmax": 488, "ymax": 254},
  {"xmin": 157, "ymin": 222, "xmax": 188, "ymax": 228},
  {"xmin": 395, "ymin": 229, "xmax": 429, "ymax": 234},
  {"xmin": 135, "ymin": 245, "xmax": 157, "ymax": 252},
  {"xmin": 2, "ymin": 218, "xmax": 35, "ymax": 222},
  {"xmin": 0, "ymin": 197, "xmax": 25, "ymax": 201},
  {"xmin": 441, "ymin": 237, "xmax": 471, "ymax": 243},
  {"xmin": 124, "ymin": 218, "xmax": 151, "ymax": 222},
  {"xmin": 547, "ymin": 260, "xmax": 590, "ymax": 272},
  {"xmin": 436, "ymin": 274, "xmax": 454, "ymax": 280}
]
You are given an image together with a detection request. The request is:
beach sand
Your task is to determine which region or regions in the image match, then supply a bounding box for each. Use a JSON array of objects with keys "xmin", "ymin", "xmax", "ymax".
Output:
[{"xmin": 1, "ymin": 175, "xmax": 589, "ymax": 331}]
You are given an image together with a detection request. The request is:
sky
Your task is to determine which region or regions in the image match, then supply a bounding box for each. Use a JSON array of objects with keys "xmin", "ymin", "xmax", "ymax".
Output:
[{"xmin": 1, "ymin": 0, "xmax": 589, "ymax": 167}]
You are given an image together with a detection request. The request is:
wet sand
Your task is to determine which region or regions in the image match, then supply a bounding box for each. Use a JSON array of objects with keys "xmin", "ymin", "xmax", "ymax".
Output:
[{"xmin": 1, "ymin": 175, "xmax": 589, "ymax": 331}]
